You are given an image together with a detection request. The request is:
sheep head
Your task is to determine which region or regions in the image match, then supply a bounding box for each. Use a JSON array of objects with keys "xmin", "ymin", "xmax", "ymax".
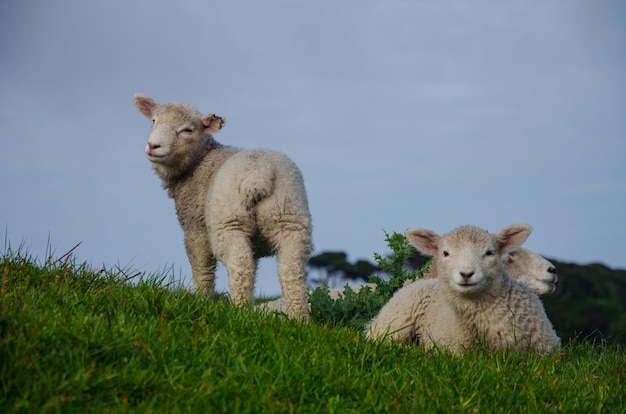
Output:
[
  {"xmin": 133, "ymin": 93, "xmax": 226, "ymax": 180},
  {"xmin": 406, "ymin": 224, "xmax": 532, "ymax": 296},
  {"xmin": 503, "ymin": 247, "xmax": 557, "ymax": 295}
]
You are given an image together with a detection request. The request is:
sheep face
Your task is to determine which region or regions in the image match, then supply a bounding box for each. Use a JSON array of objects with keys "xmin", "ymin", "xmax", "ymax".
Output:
[
  {"xmin": 133, "ymin": 93, "xmax": 226, "ymax": 169},
  {"xmin": 406, "ymin": 225, "xmax": 532, "ymax": 296},
  {"xmin": 504, "ymin": 248, "xmax": 558, "ymax": 295}
]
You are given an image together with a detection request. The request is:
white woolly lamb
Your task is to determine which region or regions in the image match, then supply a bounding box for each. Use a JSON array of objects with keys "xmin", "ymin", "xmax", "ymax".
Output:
[
  {"xmin": 260, "ymin": 247, "xmax": 557, "ymax": 314},
  {"xmin": 133, "ymin": 94, "xmax": 313, "ymax": 319},
  {"xmin": 366, "ymin": 224, "xmax": 560, "ymax": 353}
]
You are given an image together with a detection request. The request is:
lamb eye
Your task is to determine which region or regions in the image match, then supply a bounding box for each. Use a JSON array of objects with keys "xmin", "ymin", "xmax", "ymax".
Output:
[
  {"xmin": 443, "ymin": 251, "xmax": 449, "ymax": 257},
  {"xmin": 485, "ymin": 250, "xmax": 494, "ymax": 257},
  {"xmin": 177, "ymin": 127, "xmax": 194, "ymax": 135}
]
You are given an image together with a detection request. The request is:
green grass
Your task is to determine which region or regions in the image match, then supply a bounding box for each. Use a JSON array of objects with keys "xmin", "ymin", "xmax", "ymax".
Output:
[{"xmin": 1, "ymin": 248, "xmax": 625, "ymax": 413}]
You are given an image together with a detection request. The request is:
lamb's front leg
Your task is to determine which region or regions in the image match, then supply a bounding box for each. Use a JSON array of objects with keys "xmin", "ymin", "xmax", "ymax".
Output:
[
  {"xmin": 184, "ymin": 232, "xmax": 216, "ymax": 296},
  {"xmin": 365, "ymin": 284, "xmax": 425, "ymax": 343},
  {"xmin": 216, "ymin": 231, "xmax": 256, "ymax": 307}
]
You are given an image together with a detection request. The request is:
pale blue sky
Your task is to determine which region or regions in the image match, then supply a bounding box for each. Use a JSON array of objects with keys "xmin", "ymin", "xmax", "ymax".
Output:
[{"xmin": 2, "ymin": 1, "xmax": 625, "ymax": 296}]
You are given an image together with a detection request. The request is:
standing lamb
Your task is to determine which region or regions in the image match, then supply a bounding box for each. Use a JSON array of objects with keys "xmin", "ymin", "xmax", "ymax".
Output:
[
  {"xmin": 133, "ymin": 93, "xmax": 313, "ymax": 319},
  {"xmin": 366, "ymin": 224, "xmax": 560, "ymax": 353}
]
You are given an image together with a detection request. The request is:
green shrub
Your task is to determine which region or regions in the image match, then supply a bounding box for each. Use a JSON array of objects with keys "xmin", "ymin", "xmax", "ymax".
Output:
[{"xmin": 309, "ymin": 231, "xmax": 429, "ymax": 329}]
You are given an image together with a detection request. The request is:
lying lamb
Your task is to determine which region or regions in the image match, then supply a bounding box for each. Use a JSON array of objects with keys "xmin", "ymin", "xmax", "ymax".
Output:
[
  {"xmin": 260, "ymin": 246, "xmax": 557, "ymax": 314},
  {"xmin": 365, "ymin": 224, "xmax": 561, "ymax": 353},
  {"xmin": 133, "ymin": 94, "xmax": 313, "ymax": 319}
]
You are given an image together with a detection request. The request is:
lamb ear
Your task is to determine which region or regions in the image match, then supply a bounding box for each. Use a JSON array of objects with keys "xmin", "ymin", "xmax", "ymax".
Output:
[
  {"xmin": 496, "ymin": 224, "xmax": 532, "ymax": 253},
  {"xmin": 202, "ymin": 114, "xmax": 227, "ymax": 134},
  {"xmin": 406, "ymin": 228, "xmax": 440, "ymax": 257},
  {"xmin": 133, "ymin": 93, "xmax": 157, "ymax": 118}
]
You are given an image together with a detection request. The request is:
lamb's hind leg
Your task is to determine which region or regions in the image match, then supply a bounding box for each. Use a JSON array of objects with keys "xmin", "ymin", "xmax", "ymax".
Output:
[
  {"xmin": 275, "ymin": 230, "xmax": 312, "ymax": 321},
  {"xmin": 216, "ymin": 231, "xmax": 257, "ymax": 307}
]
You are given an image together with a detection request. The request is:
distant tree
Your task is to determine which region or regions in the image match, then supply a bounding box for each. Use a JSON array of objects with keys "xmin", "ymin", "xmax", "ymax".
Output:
[
  {"xmin": 307, "ymin": 251, "xmax": 379, "ymax": 288},
  {"xmin": 348, "ymin": 260, "xmax": 379, "ymax": 281}
]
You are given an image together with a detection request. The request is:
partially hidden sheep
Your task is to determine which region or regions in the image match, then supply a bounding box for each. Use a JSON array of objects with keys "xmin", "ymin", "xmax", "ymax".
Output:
[
  {"xmin": 133, "ymin": 93, "xmax": 313, "ymax": 319},
  {"xmin": 499, "ymin": 247, "xmax": 558, "ymax": 295},
  {"xmin": 365, "ymin": 224, "xmax": 561, "ymax": 353},
  {"xmin": 260, "ymin": 246, "xmax": 557, "ymax": 314}
]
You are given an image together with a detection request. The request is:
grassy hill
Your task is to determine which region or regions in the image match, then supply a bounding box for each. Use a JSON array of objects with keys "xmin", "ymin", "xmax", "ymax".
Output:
[{"xmin": 1, "ymin": 248, "xmax": 625, "ymax": 412}]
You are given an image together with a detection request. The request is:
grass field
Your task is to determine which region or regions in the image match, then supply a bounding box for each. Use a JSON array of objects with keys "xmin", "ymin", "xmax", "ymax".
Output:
[{"xmin": 1, "ymin": 247, "xmax": 624, "ymax": 413}]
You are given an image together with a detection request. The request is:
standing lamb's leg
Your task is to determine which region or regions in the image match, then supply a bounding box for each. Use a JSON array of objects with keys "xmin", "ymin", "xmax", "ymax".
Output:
[
  {"xmin": 217, "ymin": 231, "xmax": 257, "ymax": 307},
  {"xmin": 275, "ymin": 230, "xmax": 311, "ymax": 320},
  {"xmin": 184, "ymin": 233, "xmax": 217, "ymax": 296}
]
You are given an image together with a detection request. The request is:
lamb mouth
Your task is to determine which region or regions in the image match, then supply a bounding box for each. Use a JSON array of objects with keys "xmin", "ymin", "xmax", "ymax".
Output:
[
  {"xmin": 541, "ymin": 281, "xmax": 557, "ymax": 292},
  {"xmin": 147, "ymin": 154, "xmax": 168, "ymax": 162}
]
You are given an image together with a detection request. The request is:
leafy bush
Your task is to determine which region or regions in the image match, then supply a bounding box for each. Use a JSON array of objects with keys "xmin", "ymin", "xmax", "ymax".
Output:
[{"xmin": 309, "ymin": 231, "xmax": 430, "ymax": 329}]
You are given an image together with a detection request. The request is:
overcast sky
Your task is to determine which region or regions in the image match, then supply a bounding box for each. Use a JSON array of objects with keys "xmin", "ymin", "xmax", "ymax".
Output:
[{"xmin": 2, "ymin": 1, "xmax": 625, "ymax": 297}]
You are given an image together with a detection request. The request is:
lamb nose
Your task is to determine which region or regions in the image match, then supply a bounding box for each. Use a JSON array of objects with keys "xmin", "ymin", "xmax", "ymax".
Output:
[
  {"xmin": 548, "ymin": 267, "xmax": 557, "ymax": 274},
  {"xmin": 460, "ymin": 271, "xmax": 474, "ymax": 280},
  {"xmin": 149, "ymin": 143, "xmax": 161, "ymax": 150}
]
